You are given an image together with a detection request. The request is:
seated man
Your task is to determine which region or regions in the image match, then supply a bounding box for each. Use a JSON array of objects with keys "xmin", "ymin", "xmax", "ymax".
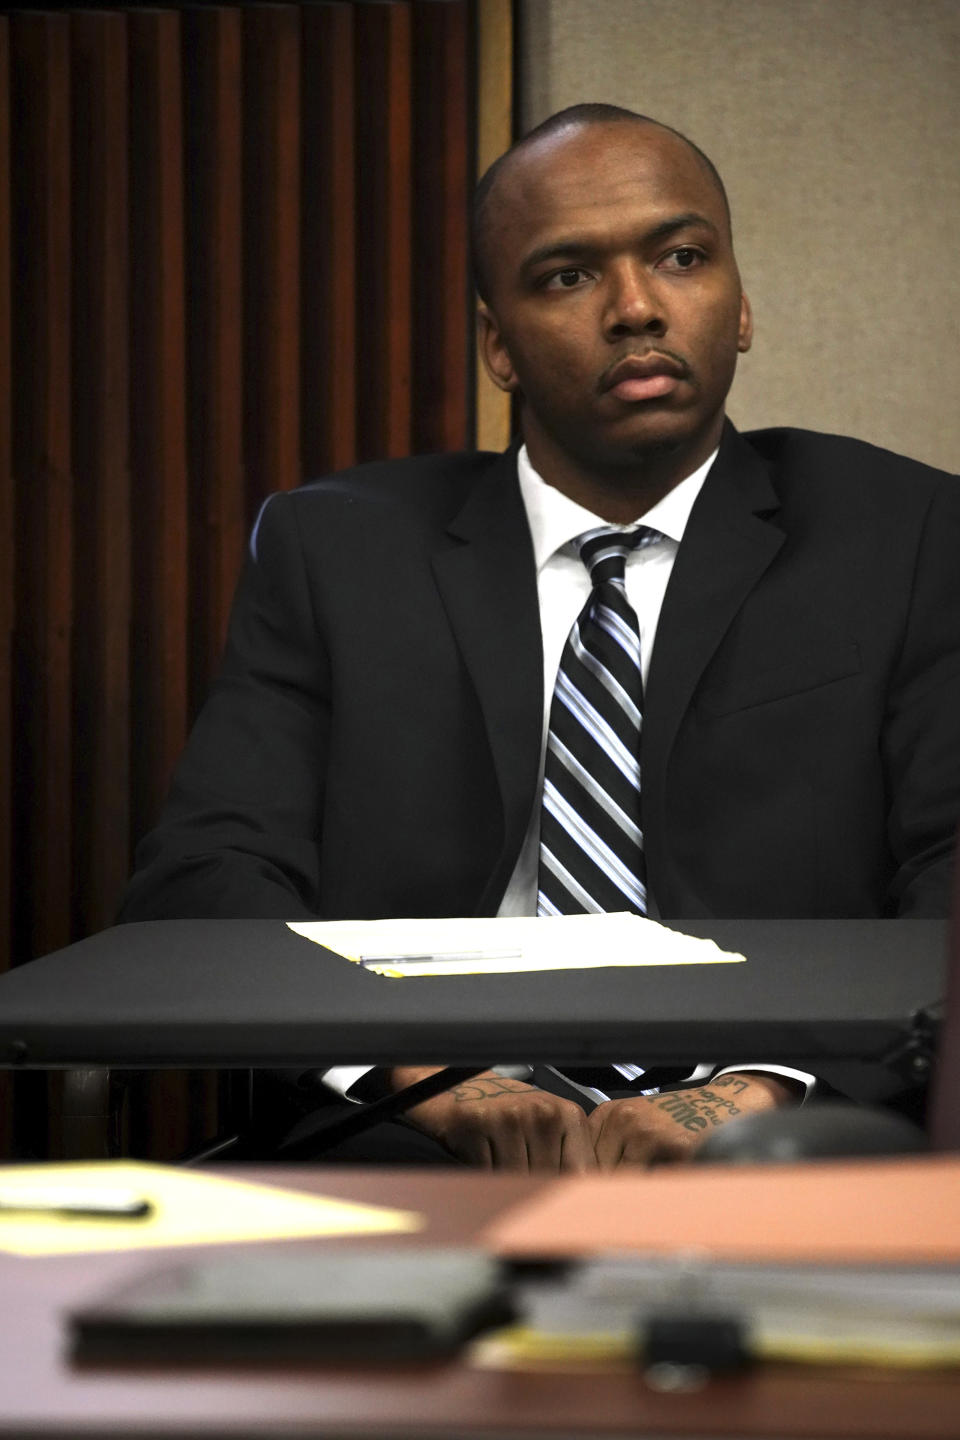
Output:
[{"xmin": 119, "ymin": 104, "xmax": 960, "ymax": 1170}]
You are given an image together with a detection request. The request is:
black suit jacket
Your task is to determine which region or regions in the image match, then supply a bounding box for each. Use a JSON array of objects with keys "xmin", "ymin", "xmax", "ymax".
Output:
[{"xmin": 120, "ymin": 424, "xmax": 960, "ymax": 925}]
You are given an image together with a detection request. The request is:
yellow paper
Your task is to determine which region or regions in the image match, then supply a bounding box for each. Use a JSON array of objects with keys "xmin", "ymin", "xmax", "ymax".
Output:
[
  {"xmin": 288, "ymin": 913, "xmax": 745, "ymax": 977},
  {"xmin": 472, "ymin": 1322, "xmax": 960, "ymax": 1373},
  {"xmin": 0, "ymin": 1161, "xmax": 421, "ymax": 1256}
]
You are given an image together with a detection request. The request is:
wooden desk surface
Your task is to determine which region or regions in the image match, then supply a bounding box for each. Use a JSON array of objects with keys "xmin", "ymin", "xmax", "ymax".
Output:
[{"xmin": 2, "ymin": 1165, "xmax": 959, "ymax": 1440}]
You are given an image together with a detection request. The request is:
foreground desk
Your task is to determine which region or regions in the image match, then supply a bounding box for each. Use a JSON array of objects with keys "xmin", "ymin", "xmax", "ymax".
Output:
[
  {"xmin": 2, "ymin": 1161, "xmax": 959, "ymax": 1439},
  {"xmin": 0, "ymin": 918, "xmax": 946, "ymax": 1072}
]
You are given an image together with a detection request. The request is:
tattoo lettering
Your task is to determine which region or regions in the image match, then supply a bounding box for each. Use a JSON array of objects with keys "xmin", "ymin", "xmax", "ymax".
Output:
[
  {"xmin": 449, "ymin": 1077, "xmax": 530, "ymax": 1104},
  {"xmin": 656, "ymin": 1086, "xmax": 741, "ymax": 1133},
  {"xmin": 712, "ymin": 1076, "xmax": 748, "ymax": 1095},
  {"xmin": 697, "ymin": 1087, "xmax": 741, "ymax": 1118},
  {"xmin": 655, "ymin": 1092, "xmax": 712, "ymax": 1132}
]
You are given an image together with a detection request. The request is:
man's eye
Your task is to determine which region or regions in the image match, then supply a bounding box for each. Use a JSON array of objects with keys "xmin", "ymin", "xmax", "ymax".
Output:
[
  {"xmin": 543, "ymin": 267, "xmax": 588, "ymax": 289},
  {"xmin": 662, "ymin": 247, "xmax": 703, "ymax": 270}
]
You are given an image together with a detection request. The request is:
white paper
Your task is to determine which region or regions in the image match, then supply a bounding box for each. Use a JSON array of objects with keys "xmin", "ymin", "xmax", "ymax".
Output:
[{"xmin": 286, "ymin": 913, "xmax": 745, "ymax": 977}]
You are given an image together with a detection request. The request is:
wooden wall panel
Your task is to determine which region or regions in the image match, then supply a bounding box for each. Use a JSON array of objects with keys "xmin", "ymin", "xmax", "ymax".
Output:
[
  {"xmin": 0, "ymin": 17, "xmax": 11, "ymax": 982},
  {"xmin": 301, "ymin": 2, "xmax": 356, "ymax": 477},
  {"xmin": 243, "ymin": 4, "xmax": 301, "ymax": 512},
  {"xmin": 183, "ymin": 6, "xmax": 245, "ymax": 702},
  {"xmin": 354, "ymin": 1, "xmax": 413, "ymax": 461},
  {"xmin": 1, "ymin": 1, "xmax": 492, "ymax": 1161},
  {"xmin": 0, "ymin": 17, "xmax": 11, "ymax": 1156},
  {"xmin": 128, "ymin": 9, "xmax": 189, "ymax": 839},
  {"xmin": 412, "ymin": 0, "xmax": 470, "ymax": 454},
  {"xmin": 70, "ymin": 11, "xmax": 131, "ymax": 939},
  {"xmin": 10, "ymin": 14, "xmax": 73, "ymax": 963}
]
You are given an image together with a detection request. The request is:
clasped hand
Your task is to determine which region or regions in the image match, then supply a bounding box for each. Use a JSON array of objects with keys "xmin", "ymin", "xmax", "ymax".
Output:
[{"xmin": 394, "ymin": 1067, "xmax": 794, "ymax": 1172}]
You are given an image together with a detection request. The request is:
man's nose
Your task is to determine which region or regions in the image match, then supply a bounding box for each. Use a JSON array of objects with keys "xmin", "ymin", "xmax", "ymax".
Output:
[{"xmin": 602, "ymin": 261, "xmax": 666, "ymax": 339}]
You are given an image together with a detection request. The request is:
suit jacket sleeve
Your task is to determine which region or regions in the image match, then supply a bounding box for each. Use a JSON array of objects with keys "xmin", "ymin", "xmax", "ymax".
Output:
[
  {"xmin": 119, "ymin": 492, "xmax": 329, "ymax": 920},
  {"xmin": 884, "ymin": 469, "xmax": 960, "ymax": 916}
]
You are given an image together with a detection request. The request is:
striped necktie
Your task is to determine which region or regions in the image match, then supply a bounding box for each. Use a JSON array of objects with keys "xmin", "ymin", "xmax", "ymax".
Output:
[{"xmin": 537, "ymin": 525, "xmax": 663, "ymax": 916}]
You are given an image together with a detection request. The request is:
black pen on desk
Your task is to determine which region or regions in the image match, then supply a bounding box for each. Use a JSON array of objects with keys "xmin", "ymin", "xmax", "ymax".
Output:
[{"xmin": 0, "ymin": 1188, "xmax": 154, "ymax": 1220}]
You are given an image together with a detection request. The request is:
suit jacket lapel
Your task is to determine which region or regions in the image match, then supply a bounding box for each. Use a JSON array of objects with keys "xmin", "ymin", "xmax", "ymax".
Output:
[
  {"xmin": 642, "ymin": 424, "xmax": 784, "ymax": 860},
  {"xmin": 431, "ymin": 446, "xmax": 544, "ymax": 909}
]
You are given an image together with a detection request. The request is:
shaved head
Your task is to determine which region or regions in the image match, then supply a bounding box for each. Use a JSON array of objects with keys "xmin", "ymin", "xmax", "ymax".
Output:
[
  {"xmin": 472, "ymin": 104, "xmax": 731, "ymax": 305},
  {"xmin": 472, "ymin": 107, "xmax": 751, "ymax": 514}
]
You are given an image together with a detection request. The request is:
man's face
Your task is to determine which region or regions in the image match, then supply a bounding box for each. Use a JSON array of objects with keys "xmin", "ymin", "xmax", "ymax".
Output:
[{"xmin": 478, "ymin": 122, "xmax": 752, "ymax": 480}]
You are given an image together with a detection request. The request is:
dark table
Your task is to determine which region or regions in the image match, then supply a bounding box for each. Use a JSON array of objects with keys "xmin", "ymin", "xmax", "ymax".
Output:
[{"xmin": 0, "ymin": 918, "xmax": 947, "ymax": 1072}]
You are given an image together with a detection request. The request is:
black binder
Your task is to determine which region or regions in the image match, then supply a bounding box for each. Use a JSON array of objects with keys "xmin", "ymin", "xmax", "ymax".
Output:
[{"xmin": 71, "ymin": 1247, "xmax": 515, "ymax": 1365}]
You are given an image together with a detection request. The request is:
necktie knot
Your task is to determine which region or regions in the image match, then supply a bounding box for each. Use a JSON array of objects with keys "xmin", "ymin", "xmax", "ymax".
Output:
[{"xmin": 577, "ymin": 525, "xmax": 663, "ymax": 589}]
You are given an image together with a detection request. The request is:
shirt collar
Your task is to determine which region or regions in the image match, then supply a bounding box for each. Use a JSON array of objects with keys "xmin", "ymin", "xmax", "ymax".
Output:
[{"xmin": 516, "ymin": 443, "xmax": 718, "ymax": 573}]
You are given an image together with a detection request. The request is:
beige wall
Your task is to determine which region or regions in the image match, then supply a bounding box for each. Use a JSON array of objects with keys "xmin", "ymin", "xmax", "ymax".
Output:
[{"xmin": 520, "ymin": 0, "xmax": 959, "ymax": 472}]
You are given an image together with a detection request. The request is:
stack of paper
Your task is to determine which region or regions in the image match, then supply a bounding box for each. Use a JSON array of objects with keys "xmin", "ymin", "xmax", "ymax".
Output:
[
  {"xmin": 474, "ymin": 1254, "xmax": 960, "ymax": 1370},
  {"xmin": 287, "ymin": 912, "xmax": 746, "ymax": 977}
]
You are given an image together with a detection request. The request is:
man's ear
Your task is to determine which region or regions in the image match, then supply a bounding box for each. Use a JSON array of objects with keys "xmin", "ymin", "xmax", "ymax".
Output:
[
  {"xmin": 477, "ymin": 303, "xmax": 519, "ymax": 393},
  {"xmin": 738, "ymin": 292, "xmax": 753, "ymax": 353}
]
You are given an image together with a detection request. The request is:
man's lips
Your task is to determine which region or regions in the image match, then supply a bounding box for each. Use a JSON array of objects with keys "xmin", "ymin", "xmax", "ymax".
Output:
[{"xmin": 600, "ymin": 352, "xmax": 689, "ymax": 402}]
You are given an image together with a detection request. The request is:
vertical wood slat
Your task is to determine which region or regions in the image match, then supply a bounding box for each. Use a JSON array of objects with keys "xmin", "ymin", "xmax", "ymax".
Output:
[
  {"xmin": 354, "ymin": 1, "xmax": 413, "ymax": 462},
  {"xmin": 10, "ymin": 14, "xmax": 73, "ymax": 962},
  {"xmin": 0, "ymin": 17, "xmax": 11, "ymax": 979},
  {"xmin": 474, "ymin": 0, "xmax": 513, "ymax": 452},
  {"xmin": 124, "ymin": 3, "xmax": 197, "ymax": 1194},
  {"xmin": 183, "ymin": 6, "xmax": 245, "ymax": 703},
  {"xmin": 70, "ymin": 11, "xmax": 131, "ymax": 938},
  {"xmin": 412, "ymin": 0, "xmax": 470, "ymax": 454},
  {"xmin": 146, "ymin": 6, "xmax": 247, "ymax": 1161},
  {"xmin": 128, "ymin": 9, "xmax": 189, "ymax": 837},
  {"xmin": 243, "ymin": 4, "xmax": 301, "ymax": 513},
  {"xmin": 301, "ymin": 1, "xmax": 356, "ymax": 477},
  {"xmin": 0, "ymin": 17, "xmax": 11, "ymax": 1155}
]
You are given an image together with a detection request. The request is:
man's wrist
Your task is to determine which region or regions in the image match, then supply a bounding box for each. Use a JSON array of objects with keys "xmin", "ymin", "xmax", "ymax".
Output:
[
  {"xmin": 389, "ymin": 1064, "xmax": 447, "ymax": 1092},
  {"xmin": 712, "ymin": 1069, "xmax": 804, "ymax": 1106},
  {"xmin": 712, "ymin": 1063, "xmax": 815, "ymax": 1102}
]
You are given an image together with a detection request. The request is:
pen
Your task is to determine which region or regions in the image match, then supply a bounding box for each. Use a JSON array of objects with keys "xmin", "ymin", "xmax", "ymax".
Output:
[
  {"xmin": 0, "ymin": 1187, "xmax": 154, "ymax": 1220},
  {"xmin": 360, "ymin": 949, "xmax": 523, "ymax": 967}
]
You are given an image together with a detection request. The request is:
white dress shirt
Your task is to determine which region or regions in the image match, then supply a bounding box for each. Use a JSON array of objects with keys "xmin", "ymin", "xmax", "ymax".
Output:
[{"xmin": 326, "ymin": 445, "xmax": 813, "ymax": 1101}]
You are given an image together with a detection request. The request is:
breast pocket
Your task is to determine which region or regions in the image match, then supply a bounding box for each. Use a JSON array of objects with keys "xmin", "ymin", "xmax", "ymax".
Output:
[{"xmin": 696, "ymin": 637, "xmax": 863, "ymax": 717}]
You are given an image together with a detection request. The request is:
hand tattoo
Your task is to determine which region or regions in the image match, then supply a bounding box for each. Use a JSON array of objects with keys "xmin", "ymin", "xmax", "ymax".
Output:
[
  {"xmin": 655, "ymin": 1087, "xmax": 740, "ymax": 1133},
  {"xmin": 449, "ymin": 1077, "xmax": 530, "ymax": 1104}
]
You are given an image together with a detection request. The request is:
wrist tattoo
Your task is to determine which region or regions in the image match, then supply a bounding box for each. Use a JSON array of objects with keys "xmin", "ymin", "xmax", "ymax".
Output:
[{"xmin": 712, "ymin": 1076, "xmax": 748, "ymax": 1094}]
